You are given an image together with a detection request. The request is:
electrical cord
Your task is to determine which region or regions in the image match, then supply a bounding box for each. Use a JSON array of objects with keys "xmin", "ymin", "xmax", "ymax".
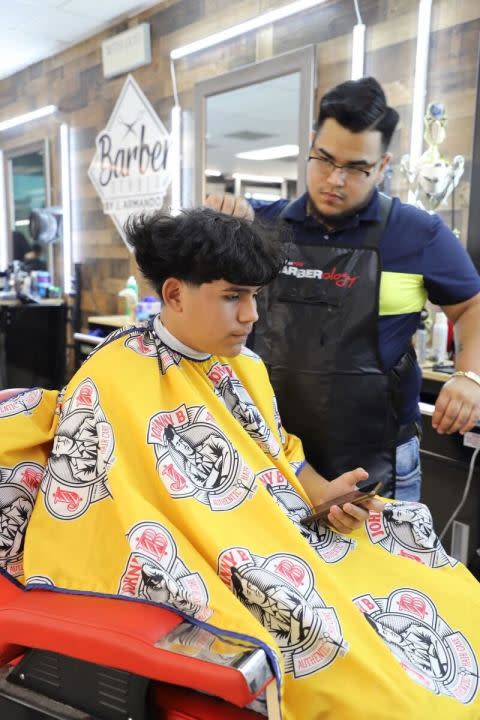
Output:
[
  {"xmin": 439, "ymin": 445, "xmax": 480, "ymax": 541},
  {"xmin": 353, "ymin": 0, "xmax": 363, "ymax": 24}
]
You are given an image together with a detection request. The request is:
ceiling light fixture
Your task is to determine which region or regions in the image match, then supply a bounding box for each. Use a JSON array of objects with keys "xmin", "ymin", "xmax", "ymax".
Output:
[
  {"xmin": 205, "ymin": 169, "xmax": 222, "ymax": 177},
  {"xmin": 0, "ymin": 105, "xmax": 57, "ymax": 133},
  {"xmin": 235, "ymin": 144, "xmax": 299, "ymax": 161},
  {"xmin": 232, "ymin": 172, "xmax": 284, "ymax": 184},
  {"xmin": 351, "ymin": 0, "xmax": 365, "ymax": 80},
  {"xmin": 171, "ymin": 0, "xmax": 328, "ymax": 59}
]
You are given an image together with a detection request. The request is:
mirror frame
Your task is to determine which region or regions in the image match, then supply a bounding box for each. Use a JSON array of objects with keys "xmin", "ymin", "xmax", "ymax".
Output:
[
  {"xmin": 3, "ymin": 138, "xmax": 52, "ymax": 269},
  {"xmin": 193, "ymin": 45, "xmax": 315, "ymax": 205}
]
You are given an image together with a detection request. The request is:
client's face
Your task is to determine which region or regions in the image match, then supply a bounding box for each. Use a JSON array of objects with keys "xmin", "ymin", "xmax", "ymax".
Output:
[{"xmin": 179, "ymin": 280, "xmax": 261, "ymax": 357}]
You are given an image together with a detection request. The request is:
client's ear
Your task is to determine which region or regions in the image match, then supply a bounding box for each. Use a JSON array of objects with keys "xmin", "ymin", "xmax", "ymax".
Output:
[{"xmin": 162, "ymin": 278, "xmax": 185, "ymax": 312}]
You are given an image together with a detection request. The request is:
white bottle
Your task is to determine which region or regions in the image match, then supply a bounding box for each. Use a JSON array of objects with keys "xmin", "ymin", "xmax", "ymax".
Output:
[{"xmin": 431, "ymin": 311, "xmax": 449, "ymax": 364}]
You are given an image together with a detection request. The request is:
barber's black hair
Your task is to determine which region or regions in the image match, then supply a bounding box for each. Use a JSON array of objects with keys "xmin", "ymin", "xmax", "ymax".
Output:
[
  {"xmin": 315, "ymin": 77, "xmax": 399, "ymax": 150},
  {"xmin": 125, "ymin": 207, "xmax": 287, "ymax": 295}
]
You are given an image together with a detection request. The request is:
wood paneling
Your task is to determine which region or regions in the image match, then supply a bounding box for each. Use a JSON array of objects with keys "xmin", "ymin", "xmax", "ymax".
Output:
[{"xmin": 0, "ymin": 0, "xmax": 478, "ymax": 337}]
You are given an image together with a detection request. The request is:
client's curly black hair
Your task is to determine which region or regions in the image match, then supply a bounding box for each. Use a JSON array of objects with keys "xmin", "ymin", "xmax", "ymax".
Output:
[{"xmin": 124, "ymin": 207, "xmax": 288, "ymax": 296}]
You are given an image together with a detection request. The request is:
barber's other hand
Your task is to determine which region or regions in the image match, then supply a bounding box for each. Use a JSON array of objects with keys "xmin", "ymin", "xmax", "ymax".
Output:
[
  {"xmin": 204, "ymin": 192, "xmax": 255, "ymax": 220},
  {"xmin": 433, "ymin": 376, "xmax": 480, "ymax": 434},
  {"xmin": 323, "ymin": 468, "xmax": 384, "ymax": 534}
]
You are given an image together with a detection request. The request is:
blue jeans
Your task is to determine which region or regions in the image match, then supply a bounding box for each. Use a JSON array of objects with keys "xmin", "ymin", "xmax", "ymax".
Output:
[{"xmin": 394, "ymin": 435, "xmax": 422, "ymax": 501}]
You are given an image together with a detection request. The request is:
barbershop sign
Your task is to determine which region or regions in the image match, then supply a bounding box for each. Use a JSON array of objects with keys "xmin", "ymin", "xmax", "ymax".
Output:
[{"xmin": 88, "ymin": 74, "xmax": 172, "ymax": 249}]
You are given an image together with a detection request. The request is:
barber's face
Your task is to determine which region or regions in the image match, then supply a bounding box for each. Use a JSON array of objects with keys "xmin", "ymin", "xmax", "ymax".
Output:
[
  {"xmin": 162, "ymin": 280, "xmax": 261, "ymax": 357},
  {"xmin": 307, "ymin": 118, "xmax": 390, "ymax": 222}
]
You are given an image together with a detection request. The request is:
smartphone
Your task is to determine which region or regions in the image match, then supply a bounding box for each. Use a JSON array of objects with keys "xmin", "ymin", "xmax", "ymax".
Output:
[{"xmin": 300, "ymin": 480, "xmax": 383, "ymax": 526}]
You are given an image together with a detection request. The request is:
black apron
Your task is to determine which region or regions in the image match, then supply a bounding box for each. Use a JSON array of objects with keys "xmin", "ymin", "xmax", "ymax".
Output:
[{"xmin": 252, "ymin": 194, "xmax": 412, "ymax": 494}]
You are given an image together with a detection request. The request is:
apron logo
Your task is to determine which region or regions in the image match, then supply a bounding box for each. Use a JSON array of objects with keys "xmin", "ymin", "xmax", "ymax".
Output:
[
  {"xmin": 207, "ymin": 362, "xmax": 280, "ymax": 458},
  {"xmin": 148, "ymin": 404, "xmax": 257, "ymax": 511},
  {"xmin": 0, "ymin": 461, "xmax": 44, "ymax": 577},
  {"xmin": 322, "ymin": 267, "xmax": 359, "ymax": 288},
  {"xmin": 366, "ymin": 502, "xmax": 456, "ymax": 569},
  {"xmin": 257, "ymin": 469, "xmax": 354, "ymax": 563},
  {"xmin": 42, "ymin": 379, "xmax": 115, "ymax": 520},
  {"xmin": 120, "ymin": 521, "xmax": 212, "ymax": 621},
  {"xmin": 354, "ymin": 588, "xmax": 479, "ymax": 703},
  {"xmin": 281, "ymin": 261, "xmax": 359, "ymax": 287},
  {"xmin": 218, "ymin": 547, "xmax": 347, "ymax": 678}
]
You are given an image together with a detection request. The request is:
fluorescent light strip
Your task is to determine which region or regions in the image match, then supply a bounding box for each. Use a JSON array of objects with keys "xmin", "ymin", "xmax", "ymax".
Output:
[
  {"xmin": 409, "ymin": 0, "xmax": 432, "ymax": 167},
  {"xmin": 0, "ymin": 152, "xmax": 7, "ymax": 270},
  {"xmin": 351, "ymin": 23, "xmax": 365, "ymax": 80},
  {"xmin": 15, "ymin": 219, "xmax": 30, "ymax": 226},
  {"xmin": 236, "ymin": 144, "xmax": 299, "ymax": 161},
  {"xmin": 171, "ymin": 0, "xmax": 327, "ymax": 59},
  {"xmin": 205, "ymin": 169, "xmax": 222, "ymax": 177},
  {"xmin": 60, "ymin": 123, "xmax": 73, "ymax": 295},
  {"xmin": 170, "ymin": 106, "xmax": 182, "ymax": 214},
  {"xmin": 232, "ymin": 172, "xmax": 283, "ymax": 184},
  {"xmin": 0, "ymin": 105, "xmax": 57, "ymax": 132}
]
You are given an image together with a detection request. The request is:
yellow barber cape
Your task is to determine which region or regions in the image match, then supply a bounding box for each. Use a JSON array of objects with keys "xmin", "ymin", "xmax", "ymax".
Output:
[{"xmin": 1, "ymin": 321, "xmax": 479, "ymax": 720}]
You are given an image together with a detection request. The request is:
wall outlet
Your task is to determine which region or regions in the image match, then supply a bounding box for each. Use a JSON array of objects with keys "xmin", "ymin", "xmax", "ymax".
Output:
[{"xmin": 450, "ymin": 520, "xmax": 470, "ymax": 564}]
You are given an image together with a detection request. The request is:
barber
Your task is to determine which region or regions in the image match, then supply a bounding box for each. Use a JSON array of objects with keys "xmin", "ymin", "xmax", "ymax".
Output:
[{"xmin": 205, "ymin": 76, "xmax": 480, "ymax": 500}]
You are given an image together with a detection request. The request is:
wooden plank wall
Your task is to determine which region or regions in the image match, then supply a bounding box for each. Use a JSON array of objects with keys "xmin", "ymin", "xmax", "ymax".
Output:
[{"xmin": 0, "ymin": 0, "xmax": 478, "ymax": 330}]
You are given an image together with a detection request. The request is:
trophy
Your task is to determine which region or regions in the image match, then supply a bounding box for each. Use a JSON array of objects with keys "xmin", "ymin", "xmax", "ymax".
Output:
[{"xmin": 401, "ymin": 102, "xmax": 464, "ymax": 215}]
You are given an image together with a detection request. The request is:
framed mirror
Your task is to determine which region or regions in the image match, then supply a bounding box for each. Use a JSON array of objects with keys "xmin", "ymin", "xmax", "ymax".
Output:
[
  {"xmin": 3, "ymin": 139, "xmax": 52, "ymax": 274},
  {"xmin": 194, "ymin": 46, "xmax": 315, "ymax": 205}
]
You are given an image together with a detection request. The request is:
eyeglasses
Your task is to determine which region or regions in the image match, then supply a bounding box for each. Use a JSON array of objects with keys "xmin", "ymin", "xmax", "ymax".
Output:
[{"xmin": 307, "ymin": 153, "xmax": 382, "ymax": 180}]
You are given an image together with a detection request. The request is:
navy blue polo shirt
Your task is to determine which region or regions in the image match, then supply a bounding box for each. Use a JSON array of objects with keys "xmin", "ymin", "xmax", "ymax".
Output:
[{"xmin": 251, "ymin": 190, "xmax": 480, "ymax": 424}]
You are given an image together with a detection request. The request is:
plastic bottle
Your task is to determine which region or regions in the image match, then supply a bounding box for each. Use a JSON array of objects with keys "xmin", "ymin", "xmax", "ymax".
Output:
[
  {"xmin": 119, "ymin": 276, "xmax": 138, "ymax": 322},
  {"xmin": 415, "ymin": 319, "xmax": 429, "ymax": 365},
  {"xmin": 431, "ymin": 311, "xmax": 449, "ymax": 364}
]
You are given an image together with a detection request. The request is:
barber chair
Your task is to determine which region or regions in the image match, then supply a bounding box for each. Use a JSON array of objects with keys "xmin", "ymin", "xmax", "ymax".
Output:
[
  {"xmin": 0, "ymin": 572, "xmax": 278, "ymax": 720},
  {"xmin": 0, "ymin": 388, "xmax": 278, "ymax": 720}
]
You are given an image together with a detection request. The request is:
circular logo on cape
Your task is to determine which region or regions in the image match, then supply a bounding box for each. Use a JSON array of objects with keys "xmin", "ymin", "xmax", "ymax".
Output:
[
  {"xmin": 256, "ymin": 468, "xmax": 354, "ymax": 563},
  {"xmin": 207, "ymin": 362, "xmax": 280, "ymax": 458},
  {"xmin": 0, "ymin": 389, "xmax": 42, "ymax": 418},
  {"xmin": 42, "ymin": 378, "xmax": 115, "ymax": 520},
  {"xmin": 0, "ymin": 461, "xmax": 44, "ymax": 577},
  {"xmin": 354, "ymin": 588, "xmax": 478, "ymax": 703},
  {"xmin": 218, "ymin": 547, "xmax": 347, "ymax": 678},
  {"xmin": 366, "ymin": 502, "xmax": 456, "ymax": 568},
  {"xmin": 148, "ymin": 403, "xmax": 256, "ymax": 511},
  {"xmin": 119, "ymin": 521, "xmax": 212, "ymax": 621}
]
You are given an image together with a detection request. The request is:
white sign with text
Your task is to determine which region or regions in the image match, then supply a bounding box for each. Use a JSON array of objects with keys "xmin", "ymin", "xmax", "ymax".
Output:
[{"xmin": 88, "ymin": 75, "xmax": 172, "ymax": 249}]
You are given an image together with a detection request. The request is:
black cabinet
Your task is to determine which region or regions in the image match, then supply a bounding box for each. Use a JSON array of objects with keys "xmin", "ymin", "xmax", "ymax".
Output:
[{"xmin": 0, "ymin": 303, "xmax": 66, "ymax": 390}]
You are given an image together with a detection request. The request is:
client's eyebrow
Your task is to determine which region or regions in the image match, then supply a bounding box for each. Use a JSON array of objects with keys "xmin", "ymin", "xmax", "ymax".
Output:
[{"xmin": 223, "ymin": 286, "xmax": 262, "ymax": 294}]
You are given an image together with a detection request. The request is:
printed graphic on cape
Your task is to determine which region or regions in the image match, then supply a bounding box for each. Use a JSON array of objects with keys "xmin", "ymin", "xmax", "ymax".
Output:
[
  {"xmin": 0, "ymin": 388, "xmax": 42, "ymax": 418},
  {"xmin": 148, "ymin": 403, "xmax": 256, "ymax": 511},
  {"xmin": 207, "ymin": 361, "xmax": 280, "ymax": 458},
  {"xmin": 85, "ymin": 325, "xmax": 136, "ymax": 361},
  {"xmin": 119, "ymin": 521, "xmax": 212, "ymax": 621},
  {"xmin": 366, "ymin": 501, "xmax": 456, "ymax": 568},
  {"xmin": 218, "ymin": 547, "xmax": 347, "ymax": 678},
  {"xmin": 354, "ymin": 588, "xmax": 478, "ymax": 703},
  {"xmin": 272, "ymin": 396, "xmax": 286, "ymax": 446},
  {"xmin": 25, "ymin": 575, "xmax": 54, "ymax": 587},
  {"xmin": 41, "ymin": 378, "xmax": 115, "ymax": 520},
  {"xmin": 125, "ymin": 324, "xmax": 183, "ymax": 374},
  {"xmin": 257, "ymin": 468, "xmax": 354, "ymax": 563},
  {"xmin": 0, "ymin": 461, "xmax": 44, "ymax": 577}
]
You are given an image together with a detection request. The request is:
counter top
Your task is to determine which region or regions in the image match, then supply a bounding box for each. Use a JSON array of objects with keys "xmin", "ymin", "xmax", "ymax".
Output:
[
  {"xmin": 421, "ymin": 368, "xmax": 452, "ymax": 383},
  {"xmin": 88, "ymin": 315, "xmax": 130, "ymax": 328}
]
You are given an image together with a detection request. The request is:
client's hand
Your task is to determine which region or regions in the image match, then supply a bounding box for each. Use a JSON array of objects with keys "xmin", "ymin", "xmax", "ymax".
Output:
[{"xmin": 322, "ymin": 468, "xmax": 384, "ymax": 534}]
